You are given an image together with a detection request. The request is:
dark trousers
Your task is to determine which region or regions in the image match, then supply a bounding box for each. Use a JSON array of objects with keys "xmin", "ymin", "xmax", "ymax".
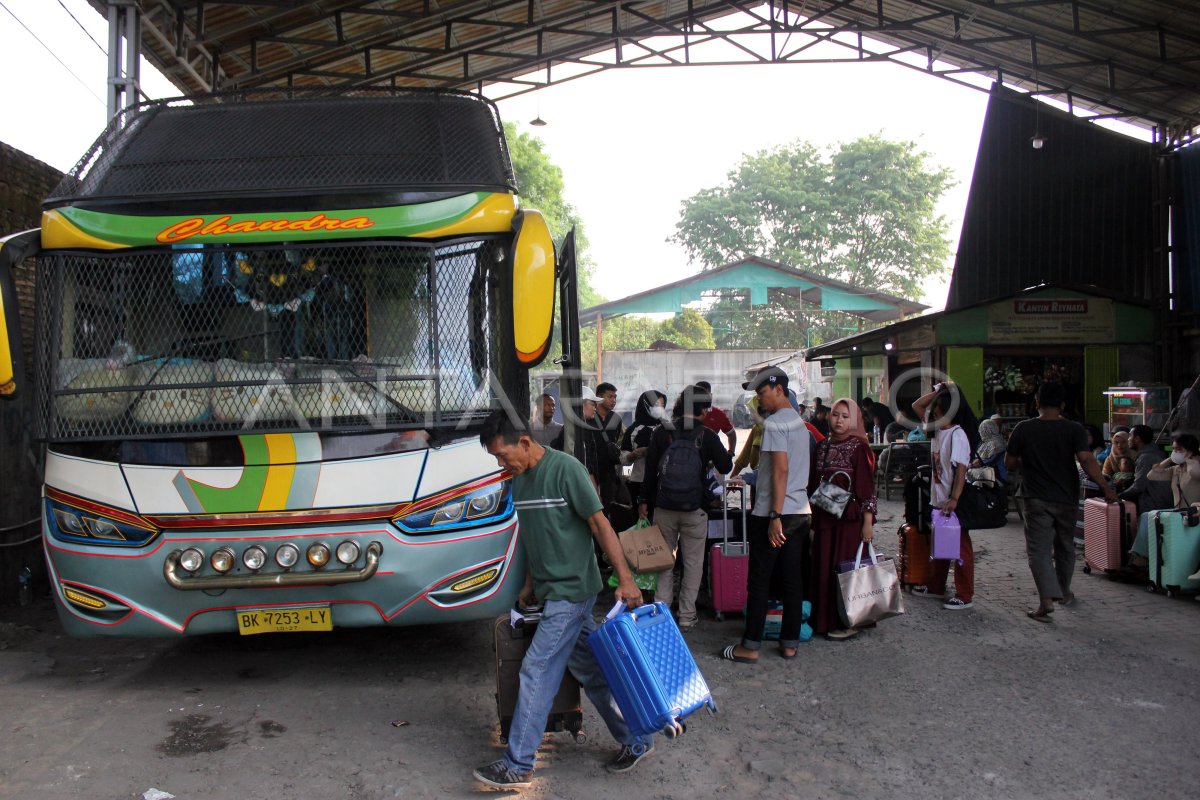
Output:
[{"xmin": 742, "ymin": 513, "xmax": 811, "ymax": 649}]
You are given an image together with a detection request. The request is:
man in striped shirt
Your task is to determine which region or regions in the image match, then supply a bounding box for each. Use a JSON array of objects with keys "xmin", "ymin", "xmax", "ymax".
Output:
[{"xmin": 473, "ymin": 410, "xmax": 652, "ymax": 790}]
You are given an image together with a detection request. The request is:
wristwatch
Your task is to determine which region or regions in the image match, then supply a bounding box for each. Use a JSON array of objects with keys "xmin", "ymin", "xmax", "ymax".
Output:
[{"xmin": 768, "ymin": 511, "xmax": 781, "ymax": 520}]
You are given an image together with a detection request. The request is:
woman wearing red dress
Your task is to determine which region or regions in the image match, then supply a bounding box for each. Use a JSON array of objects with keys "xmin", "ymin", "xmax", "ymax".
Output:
[{"xmin": 807, "ymin": 398, "xmax": 878, "ymax": 640}]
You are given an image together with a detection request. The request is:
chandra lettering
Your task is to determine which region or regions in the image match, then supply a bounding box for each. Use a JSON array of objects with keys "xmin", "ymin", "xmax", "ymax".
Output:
[{"xmin": 156, "ymin": 214, "xmax": 375, "ymax": 243}]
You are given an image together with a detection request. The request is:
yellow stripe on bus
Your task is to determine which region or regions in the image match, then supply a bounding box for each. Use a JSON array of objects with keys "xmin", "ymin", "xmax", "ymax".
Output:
[
  {"xmin": 259, "ymin": 434, "xmax": 298, "ymax": 510},
  {"xmin": 41, "ymin": 210, "xmax": 127, "ymax": 251},
  {"xmin": 413, "ymin": 193, "xmax": 519, "ymax": 238}
]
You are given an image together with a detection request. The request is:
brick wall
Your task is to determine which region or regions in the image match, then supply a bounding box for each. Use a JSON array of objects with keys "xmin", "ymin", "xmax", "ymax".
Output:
[{"xmin": 1, "ymin": 142, "xmax": 62, "ymax": 604}]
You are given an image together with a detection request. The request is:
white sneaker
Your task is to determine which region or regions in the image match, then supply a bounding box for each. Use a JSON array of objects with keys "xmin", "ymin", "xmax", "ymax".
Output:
[{"xmin": 1187, "ymin": 569, "xmax": 1200, "ymax": 582}]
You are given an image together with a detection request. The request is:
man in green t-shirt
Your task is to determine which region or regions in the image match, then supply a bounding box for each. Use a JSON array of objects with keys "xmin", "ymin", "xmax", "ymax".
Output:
[{"xmin": 473, "ymin": 411, "xmax": 652, "ymax": 791}]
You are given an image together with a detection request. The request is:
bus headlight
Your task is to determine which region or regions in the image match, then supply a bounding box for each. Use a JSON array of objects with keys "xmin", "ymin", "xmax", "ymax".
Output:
[
  {"xmin": 466, "ymin": 489, "xmax": 503, "ymax": 518},
  {"xmin": 178, "ymin": 548, "xmax": 204, "ymax": 573},
  {"xmin": 307, "ymin": 543, "xmax": 330, "ymax": 568},
  {"xmin": 275, "ymin": 543, "xmax": 300, "ymax": 569},
  {"xmin": 431, "ymin": 501, "xmax": 465, "ymax": 526},
  {"xmin": 393, "ymin": 479, "xmax": 512, "ymax": 534},
  {"xmin": 53, "ymin": 509, "xmax": 86, "ymax": 535},
  {"xmin": 243, "ymin": 545, "xmax": 267, "ymax": 571},
  {"xmin": 210, "ymin": 547, "xmax": 235, "ymax": 573},
  {"xmin": 45, "ymin": 495, "xmax": 158, "ymax": 548},
  {"xmin": 335, "ymin": 541, "xmax": 360, "ymax": 565},
  {"xmin": 85, "ymin": 518, "xmax": 125, "ymax": 540}
]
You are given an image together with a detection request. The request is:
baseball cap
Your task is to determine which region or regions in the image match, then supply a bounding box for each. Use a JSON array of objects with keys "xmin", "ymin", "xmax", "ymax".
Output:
[
  {"xmin": 580, "ymin": 386, "xmax": 599, "ymax": 402},
  {"xmin": 743, "ymin": 366, "xmax": 789, "ymax": 391}
]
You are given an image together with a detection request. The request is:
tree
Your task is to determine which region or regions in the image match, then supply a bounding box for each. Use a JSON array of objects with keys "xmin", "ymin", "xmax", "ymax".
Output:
[
  {"xmin": 601, "ymin": 309, "xmax": 716, "ymax": 351},
  {"xmin": 672, "ymin": 135, "xmax": 953, "ymax": 347},
  {"xmin": 601, "ymin": 315, "xmax": 660, "ymax": 351},
  {"xmin": 657, "ymin": 308, "xmax": 716, "ymax": 350},
  {"xmin": 673, "ymin": 135, "xmax": 952, "ymax": 296}
]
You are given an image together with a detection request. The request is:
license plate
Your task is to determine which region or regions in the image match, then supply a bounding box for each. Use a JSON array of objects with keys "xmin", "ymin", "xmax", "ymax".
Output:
[{"xmin": 236, "ymin": 606, "xmax": 332, "ymax": 635}]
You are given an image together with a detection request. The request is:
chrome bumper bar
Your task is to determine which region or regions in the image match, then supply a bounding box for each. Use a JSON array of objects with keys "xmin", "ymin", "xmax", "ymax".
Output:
[{"xmin": 163, "ymin": 541, "xmax": 383, "ymax": 590}]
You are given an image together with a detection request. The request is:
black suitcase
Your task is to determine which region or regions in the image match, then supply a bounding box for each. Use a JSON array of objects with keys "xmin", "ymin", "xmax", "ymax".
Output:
[{"xmin": 493, "ymin": 613, "xmax": 586, "ymax": 744}]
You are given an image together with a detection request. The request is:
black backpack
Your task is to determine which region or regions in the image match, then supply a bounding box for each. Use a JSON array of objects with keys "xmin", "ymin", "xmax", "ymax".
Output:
[{"xmin": 656, "ymin": 427, "xmax": 707, "ymax": 511}]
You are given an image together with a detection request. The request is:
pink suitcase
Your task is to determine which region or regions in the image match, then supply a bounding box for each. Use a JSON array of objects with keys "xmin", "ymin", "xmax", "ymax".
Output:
[
  {"xmin": 709, "ymin": 484, "xmax": 749, "ymax": 621},
  {"xmin": 1082, "ymin": 498, "xmax": 1137, "ymax": 574},
  {"xmin": 931, "ymin": 511, "xmax": 963, "ymax": 564}
]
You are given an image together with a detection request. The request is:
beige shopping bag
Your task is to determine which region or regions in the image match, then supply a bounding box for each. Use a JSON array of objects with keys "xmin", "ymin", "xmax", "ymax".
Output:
[{"xmin": 618, "ymin": 522, "xmax": 675, "ymax": 574}]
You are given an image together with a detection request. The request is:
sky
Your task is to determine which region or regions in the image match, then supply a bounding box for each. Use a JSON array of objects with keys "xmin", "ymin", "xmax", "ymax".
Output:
[{"xmin": 0, "ymin": 0, "xmax": 994, "ymax": 310}]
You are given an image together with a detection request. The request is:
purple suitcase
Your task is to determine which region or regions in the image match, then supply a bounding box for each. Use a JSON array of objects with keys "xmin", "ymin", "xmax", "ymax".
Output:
[
  {"xmin": 931, "ymin": 510, "xmax": 963, "ymax": 565},
  {"xmin": 709, "ymin": 484, "xmax": 749, "ymax": 620}
]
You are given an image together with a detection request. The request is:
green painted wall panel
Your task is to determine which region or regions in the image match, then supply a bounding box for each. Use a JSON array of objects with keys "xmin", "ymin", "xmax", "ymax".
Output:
[
  {"xmin": 945, "ymin": 347, "xmax": 985, "ymax": 417},
  {"xmin": 936, "ymin": 307, "xmax": 989, "ymax": 344},
  {"xmin": 1084, "ymin": 346, "xmax": 1120, "ymax": 427}
]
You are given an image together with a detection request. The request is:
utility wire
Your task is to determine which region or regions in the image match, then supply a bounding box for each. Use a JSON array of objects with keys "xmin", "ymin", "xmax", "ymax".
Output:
[
  {"xmin": 58, "ymin": 0, "xmax": 106, "ymax": 56},
  {"xmin": 0, "ymin": 0, "xmax": 105, "ymax": 106}
]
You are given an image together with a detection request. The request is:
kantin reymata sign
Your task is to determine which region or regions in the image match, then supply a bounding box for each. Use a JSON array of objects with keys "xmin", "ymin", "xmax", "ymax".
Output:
[{"xmin": 987, "ymin": 298, "xmax": 1115, "ymax": 344}]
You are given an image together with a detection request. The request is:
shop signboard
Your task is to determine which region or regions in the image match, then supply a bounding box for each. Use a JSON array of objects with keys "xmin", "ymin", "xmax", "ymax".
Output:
[
  {"xmin": 897, "ymin": 325, "xmax": 936, "ymax": 350},
  {"xmin": 987, "ymin": 297, "xmax": 1115, "ymax": 344}
]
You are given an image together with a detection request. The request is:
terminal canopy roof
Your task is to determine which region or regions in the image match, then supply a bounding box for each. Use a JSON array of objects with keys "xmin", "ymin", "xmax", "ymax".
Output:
[
  {"xmin": 580, "ymin": 256, "xmax": 927, "ymax": 324},
  {"xmin": 92, "ymin": 1, "xmax": 1200, "ymax": 142}
]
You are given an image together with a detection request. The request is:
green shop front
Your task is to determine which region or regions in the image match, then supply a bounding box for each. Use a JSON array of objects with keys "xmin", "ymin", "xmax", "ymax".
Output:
[{"xmin": 806, "ymin": 286, "xmax": 1157, "ymax": 428}]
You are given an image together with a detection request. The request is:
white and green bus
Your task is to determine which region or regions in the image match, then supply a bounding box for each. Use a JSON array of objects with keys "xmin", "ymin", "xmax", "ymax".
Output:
[{"xmin": 0, "ymin": 90, "xmax": 582, "ymax": 636}]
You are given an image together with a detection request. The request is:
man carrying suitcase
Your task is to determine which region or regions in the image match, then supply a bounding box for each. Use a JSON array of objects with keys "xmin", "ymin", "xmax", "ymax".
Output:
[
  {"xmin": 1006, "ymin": 382, "xmax": 1116, "ymax": 622},
  {"xmin": 474, "ymin": 411, "xmax": 653, "ymax": 790}
]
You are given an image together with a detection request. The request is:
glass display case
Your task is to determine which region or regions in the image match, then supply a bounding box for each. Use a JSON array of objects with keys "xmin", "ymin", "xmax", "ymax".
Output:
[{"xmin": 1104, "ymin": 385, "xmax": 1172, "ymax": 435}]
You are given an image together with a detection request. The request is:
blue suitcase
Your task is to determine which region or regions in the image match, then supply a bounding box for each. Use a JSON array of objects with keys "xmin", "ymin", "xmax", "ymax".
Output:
[
  {"xmin": 1148, "ymin": 508, "xmax": 1200, "ymax": 597},
  {"xmin": 588, "ymin": 602, "xmax": 716, "ymax": 737}
]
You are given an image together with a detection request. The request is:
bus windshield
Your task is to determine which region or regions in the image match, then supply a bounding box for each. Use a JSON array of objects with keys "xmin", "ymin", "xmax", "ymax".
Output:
[{"xmin": 36, "ymin": 236, "xmax": 514, "ymax": 442}]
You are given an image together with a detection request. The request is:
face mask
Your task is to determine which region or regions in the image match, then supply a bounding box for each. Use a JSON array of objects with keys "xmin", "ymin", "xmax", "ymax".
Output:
[
  {"xmin": 649, "ymin": 406, "xmax": 666, "ymax": 420},
  {"xmin": 1170, "ymin": 450, "xmax": 1188, "ymax": 465}
]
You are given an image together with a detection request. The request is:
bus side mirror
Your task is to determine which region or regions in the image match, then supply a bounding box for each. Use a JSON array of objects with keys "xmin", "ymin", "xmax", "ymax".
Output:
[
  {"xmin": 509, "ymin": 210, "xmax": 556, "ymax": 368},
  {"xmin": 0, "ymin": 230, "xmax": 38, "ymax": 400}
]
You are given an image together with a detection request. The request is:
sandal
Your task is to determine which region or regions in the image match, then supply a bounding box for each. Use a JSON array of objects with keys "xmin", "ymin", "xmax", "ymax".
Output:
[
  {"xmin": 779, "ymin": 646, "xmax": 798, "ymax": 660},
  {"xmin": 718, "ymin": 645, "xmax": 757, "ymax": 664},
  {"xmin": 1056, "ymin": 593, "xmax": 1074, "ymax": 607},
  {"xmin": 1026, "ymin": 608, "xmax": 1054, "ymax": 623},
  {"xmin": 825, "ymin": 628, "xmax": 860, "ymax": 641}
]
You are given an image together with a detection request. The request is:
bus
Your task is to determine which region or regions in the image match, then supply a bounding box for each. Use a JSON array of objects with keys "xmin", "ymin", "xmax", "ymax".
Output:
[{"xmin": 0, "ymin": 90, "xmax": 583, "ymax": 637}]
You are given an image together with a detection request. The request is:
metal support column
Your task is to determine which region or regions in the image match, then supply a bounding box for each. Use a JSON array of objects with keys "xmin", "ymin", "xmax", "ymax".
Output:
[{"xmin": 105, "ymin": 0, "xmax": 142, "ymax": 122}]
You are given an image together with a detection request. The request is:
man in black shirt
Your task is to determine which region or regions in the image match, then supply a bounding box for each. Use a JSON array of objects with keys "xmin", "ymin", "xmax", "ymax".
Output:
[{"xmin": 1007, "ymin": 383, "xmax": 1116, "ymax": 622}]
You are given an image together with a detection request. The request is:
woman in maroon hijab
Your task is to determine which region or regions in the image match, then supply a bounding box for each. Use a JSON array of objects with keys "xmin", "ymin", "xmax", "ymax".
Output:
[{"xmin": 807, "ymin": 398, "xmax": 878, "ymax": 640}]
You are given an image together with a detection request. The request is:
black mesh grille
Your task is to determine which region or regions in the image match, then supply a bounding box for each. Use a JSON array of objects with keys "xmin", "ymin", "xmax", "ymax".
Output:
[
  {"xmin": 34, "ymin": 238, "xmax": 515, "ymax": 442},
  {"xmin": 48, "ymin": 90, "xmax": 516, "ymax": 205}
]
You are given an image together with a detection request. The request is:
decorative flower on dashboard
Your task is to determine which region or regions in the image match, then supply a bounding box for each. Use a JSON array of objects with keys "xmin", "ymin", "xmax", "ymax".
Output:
[{"xmin": 228, "ymin": 250, "xmax": 326, "ymax": 315}]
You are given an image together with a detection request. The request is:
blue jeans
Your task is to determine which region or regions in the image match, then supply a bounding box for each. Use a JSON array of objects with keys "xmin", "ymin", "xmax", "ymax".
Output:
[{"xmin": 504, "ymin": 596, "xmax": 653, "ymax": 774}]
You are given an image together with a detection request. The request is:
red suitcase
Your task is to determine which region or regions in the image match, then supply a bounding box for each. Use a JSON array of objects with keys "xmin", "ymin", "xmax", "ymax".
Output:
[
  {"xmin": 1082, "ymin": 498, "xmax": 1137, "ymax": 574},
  {"xmin": 709, "ymin": 484, "xmax": 749, "ymax": 621},
  {"xmin": 898, "ymin": 523, "xmax": 936, "ymax": 589}
]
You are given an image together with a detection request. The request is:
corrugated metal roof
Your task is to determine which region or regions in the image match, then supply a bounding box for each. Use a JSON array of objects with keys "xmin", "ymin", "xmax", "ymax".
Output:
[
  {"xmin": 88, "ymin": 1, "xmax": 1200, "ymax": 141},
  {"xmin": 947, "ymin": 86, "xmax": 1161, "ymax": 309},
  {"xmin": 581, "ymin": 256, "xmax": 928, "ymax": 323}
]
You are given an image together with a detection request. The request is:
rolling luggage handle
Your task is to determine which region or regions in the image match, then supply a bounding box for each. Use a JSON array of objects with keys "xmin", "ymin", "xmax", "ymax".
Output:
[{"xmin": 723, "ymin": 482, "xmax": 749, "ymax": 558}]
